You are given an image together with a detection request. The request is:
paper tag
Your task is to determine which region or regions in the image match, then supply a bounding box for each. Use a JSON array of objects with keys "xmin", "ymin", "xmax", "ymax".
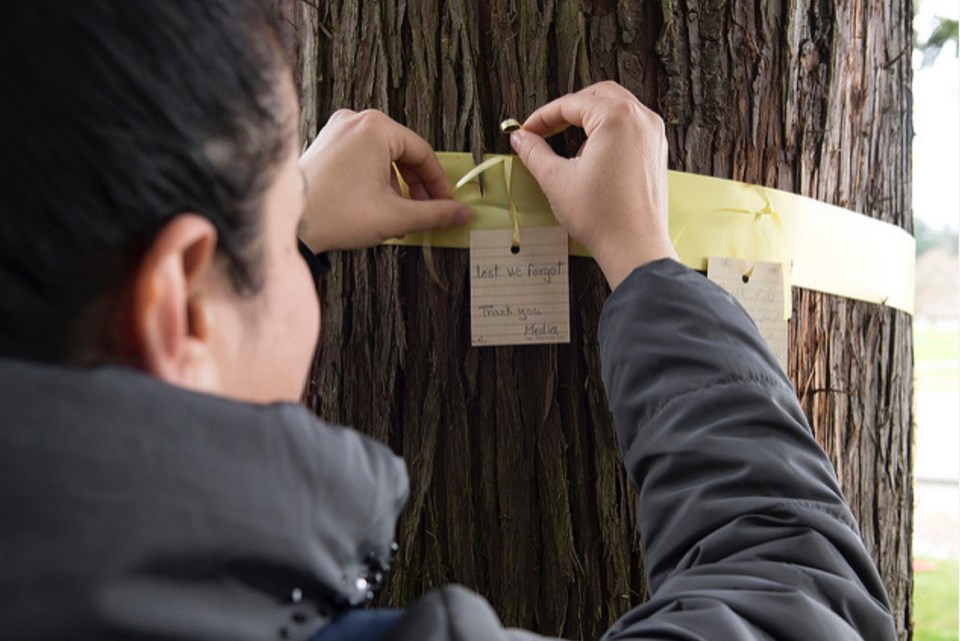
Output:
[
  {"xmin": 469, "ymin": 227, "xmax": 570, "ymax": 346},
  {"xmin": 707, "ymin": 257, "xmax": 789, "ymax": 370}
]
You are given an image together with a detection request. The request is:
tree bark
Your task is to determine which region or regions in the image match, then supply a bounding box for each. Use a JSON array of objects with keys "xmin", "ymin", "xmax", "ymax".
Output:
[{"xmin": 273, "ymin": 1, "xmax": 914, "ymax": 638}]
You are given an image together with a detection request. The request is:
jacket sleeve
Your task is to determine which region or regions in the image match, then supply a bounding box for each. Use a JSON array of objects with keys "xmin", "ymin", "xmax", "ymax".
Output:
[{"xmin": 597, "ymin": 259, "xmax": 897, "ymax": 640}]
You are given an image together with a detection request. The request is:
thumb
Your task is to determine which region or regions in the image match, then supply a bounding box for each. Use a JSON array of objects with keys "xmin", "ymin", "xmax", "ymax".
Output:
[
  {"xmin": 386, "ymin": 196, "xmax": 473, "ymax": 238},
  {"xmin": 510, "ymin": 129, "xmax": 565, "ymax": 189}
]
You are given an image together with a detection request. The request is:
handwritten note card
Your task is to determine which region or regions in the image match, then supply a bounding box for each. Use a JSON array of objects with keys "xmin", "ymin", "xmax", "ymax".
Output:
[
  {"xmin": 707, "ymin": 257, "xmax": 789, "ymax": 370},
  {"xmin": 469, "ymin": 227, "xmax": 570, "ymax": 346}
]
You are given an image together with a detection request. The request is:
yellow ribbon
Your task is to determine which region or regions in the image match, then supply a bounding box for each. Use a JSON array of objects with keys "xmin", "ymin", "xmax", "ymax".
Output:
[
  {"xmin": 454, "ymin": 155, "xmax": 520, "ymax": 249},
  {"xmin": 387, "ymin": 153, "xmax": 916, "ymax": 315},
  {"xmin": 419, "ymin": 120, "xmax": 524, "ymax": 287},
  {"xmin": 453, "ymin": 119, "xmax": 523, "ymax": 249}
]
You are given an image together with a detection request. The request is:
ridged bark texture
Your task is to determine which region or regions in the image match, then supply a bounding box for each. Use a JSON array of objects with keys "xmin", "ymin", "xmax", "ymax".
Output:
[{"xmin": 273, "ymin": 1, "xmax": 914, "ymax": 638}]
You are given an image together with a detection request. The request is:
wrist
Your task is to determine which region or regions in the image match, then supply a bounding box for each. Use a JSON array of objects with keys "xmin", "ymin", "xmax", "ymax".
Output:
[{"xmin": 594, "ymin": 240, "xmax": 678, "ymax": 291}]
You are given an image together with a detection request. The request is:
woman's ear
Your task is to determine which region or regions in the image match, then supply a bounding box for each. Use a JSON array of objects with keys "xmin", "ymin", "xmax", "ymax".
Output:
[{"xmin": 129, "ymin": 214, "xmax": 220, "ymax": 389}]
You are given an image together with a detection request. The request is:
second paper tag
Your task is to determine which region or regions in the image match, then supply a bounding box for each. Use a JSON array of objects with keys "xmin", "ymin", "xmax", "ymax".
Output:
[
  {"xmin": 707, "ymin": 257, "xmax": 789, "ymax": 370},
  {"xmin": 469, "ymin": 227, "xmax": 571, "ymax": 346}
]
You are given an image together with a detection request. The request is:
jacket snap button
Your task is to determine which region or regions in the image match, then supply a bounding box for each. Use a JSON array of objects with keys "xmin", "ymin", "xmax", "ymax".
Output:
[{"xmin": 290, "ymin": 588, "xmax": 303, "ymax": 604}]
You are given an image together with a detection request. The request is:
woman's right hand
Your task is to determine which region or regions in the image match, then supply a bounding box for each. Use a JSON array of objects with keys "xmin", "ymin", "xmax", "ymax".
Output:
[
  {"xmin": 299, "ymin": 109, "xmax": 471, "ymax": 254},
  {"xmin": 509, "ymin": 81, "xmax": 678, "ymax": 290}
]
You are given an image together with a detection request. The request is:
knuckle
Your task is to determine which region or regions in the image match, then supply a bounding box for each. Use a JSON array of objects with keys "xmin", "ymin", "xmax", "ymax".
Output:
[
  {"xmin": 355, "ymin": 109, "xmax": 386, "ymax": 130},
  {"xmin": 328, "ymin": 108, "xmax": 355, "ymax": 124},
  {"xmin": 651, "ymin": 111, "xmax": 666, "ymax": 135},
  {"xmin": 645, "ymin": 111, "xmax": 668, "ymax": 146},
  {"xmin": 599, "ymin": 80, "xmax": 637, "ymax": 103},
  {"xmin": 607, "ymin": 99, "xmax": 643, "ymax": 125}
]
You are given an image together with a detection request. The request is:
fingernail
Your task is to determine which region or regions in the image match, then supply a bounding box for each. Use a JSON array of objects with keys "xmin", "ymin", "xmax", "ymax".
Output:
[{"xmin": 510, "ymin": 130, "xmax": 523, "ymax": 148}]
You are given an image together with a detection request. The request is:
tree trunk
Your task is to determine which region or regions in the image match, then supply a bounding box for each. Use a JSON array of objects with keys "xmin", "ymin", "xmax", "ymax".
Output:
[{"xmin": 273, "ymin": 1, "xmax": 914, "ymax": 638}]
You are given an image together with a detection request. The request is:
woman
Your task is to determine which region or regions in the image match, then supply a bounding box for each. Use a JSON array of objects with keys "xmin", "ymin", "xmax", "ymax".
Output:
[{"xmin": 0, "ymin": 1, "xmax": 895, "ymax": 640}]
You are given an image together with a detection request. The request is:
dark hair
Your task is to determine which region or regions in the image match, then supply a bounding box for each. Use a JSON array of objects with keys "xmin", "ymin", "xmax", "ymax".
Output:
[{"xmin": 0, "ymin": 0, "xmax": 293, "ymax": 364}]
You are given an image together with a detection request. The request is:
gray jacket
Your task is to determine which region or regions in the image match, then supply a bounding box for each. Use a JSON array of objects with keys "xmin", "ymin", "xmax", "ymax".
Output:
[{"xmin": 0, "ymin": 259, "xmax": 896, "ymax": 640}]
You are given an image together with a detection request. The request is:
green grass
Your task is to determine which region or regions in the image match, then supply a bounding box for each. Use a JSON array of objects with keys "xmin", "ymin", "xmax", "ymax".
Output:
[
  {"xmin": 915, "ymin": 559, "xmax": 959, "ymax": 641},
  {"xmin": 916, "ymin": 328, "xmax": 960, "ymax": 363},
  {"xmin": 917, "ymin": 366, "xmax": 960, "ymax": 393},
  {"xmin": 915, "ymin": 327, "xmax": 959, "ymax": 393}
]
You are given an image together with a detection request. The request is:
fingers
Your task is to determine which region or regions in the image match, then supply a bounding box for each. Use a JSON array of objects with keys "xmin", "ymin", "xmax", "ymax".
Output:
[
  {"xmin": 509, "ymin": 129, "xmax": 565, "ymax": 190},
  {"xmin": 522, "ymin": 93, "xmax": 629, "ymax": 138},
  {"xmin": 580, "ymin": 80, "xmax": 641, "ymax": 103},
  {"xmin": 384, "ymin": 195, "xmax": 472, "ymax": 239},
  {"xmin": 372, "ymin": 113, "xmax": 452, "ymax": 200},
  {"xmin": 326, "ymin": 109, "xmax": 452, "ymax": 201},
  {"xmin": 521, "ymin": 93, "xmax": 594, "ymax": 137},
  {"xmin": 326, "ymin": 108, "xmax": 356, "ymax": 124},
  {"xmin": 521, "ymin": 81, "xmax": 650, "ymax": 138},
  {"xmin": 395, "ymin": 162, "xmax": 445, "ymax": 201},
  {"xmin": 304, "ymin": 107, "xmax": 475, "ymax": 251}
]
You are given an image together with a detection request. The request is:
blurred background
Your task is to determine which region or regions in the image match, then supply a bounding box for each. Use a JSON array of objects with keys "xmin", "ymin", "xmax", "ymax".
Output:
[{"xmin": 911, "ymin": 0, "xmax": 959, "ymax": 639}]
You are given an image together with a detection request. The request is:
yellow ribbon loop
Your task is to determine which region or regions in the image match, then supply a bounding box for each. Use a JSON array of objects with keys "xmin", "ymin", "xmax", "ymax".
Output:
[
  {"xmin": 421, "ymin": 119, "xmax": 526, "ymax": 288},
  {"xmin": 454, "ymin": 155, "xmax": 521, "ymax": 250},
  {"xmin": 455, "ymin": 155, "xmax": 506, "ymax": 190},
  {"xmin": 420, "ymin": 236, "xmax": 445, "ymax": 290}
]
